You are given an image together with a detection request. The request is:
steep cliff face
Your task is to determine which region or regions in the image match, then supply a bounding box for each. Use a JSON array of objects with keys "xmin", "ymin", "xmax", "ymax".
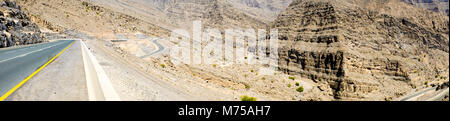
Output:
[
  {"xmin": 272, "ymin": 0, "xmax": 449, "ymax": 100},
  {"xmin": 0, "ymin": 0, "xmax": 43, "ymax": 48}
]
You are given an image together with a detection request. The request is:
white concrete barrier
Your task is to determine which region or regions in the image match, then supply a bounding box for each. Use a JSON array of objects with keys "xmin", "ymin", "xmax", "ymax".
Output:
[{"xmin": 80, "ymin": 40, "xmax": 120, "ymax": 101}]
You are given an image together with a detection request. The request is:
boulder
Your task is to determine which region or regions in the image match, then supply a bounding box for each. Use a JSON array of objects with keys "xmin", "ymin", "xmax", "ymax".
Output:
[
  {"xmin": 0, "ymin": 31, "xmax": 7, "ymax": 48},
  {"xmin": 4, "ymin": 0, "xmax": 20, "ymax": 9},
  {"xmin": 0, "ymin": 23, "xmax": 6, "ymax": 31}
]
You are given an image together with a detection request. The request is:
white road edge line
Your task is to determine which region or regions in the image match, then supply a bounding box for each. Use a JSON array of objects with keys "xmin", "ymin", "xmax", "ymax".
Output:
[
  {"xmin": 0, "ymin": 42, "xmax": 65, "ymax": 63},
  {"xmin": 80, "ymin": 39, "xmax": 120, "ymax": 101}
]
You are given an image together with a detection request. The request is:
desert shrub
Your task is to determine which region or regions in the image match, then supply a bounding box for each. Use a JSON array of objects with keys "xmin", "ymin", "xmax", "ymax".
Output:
[
  {"xmin": 82, "ymin": 1, "xmax": 89, "ymax": 6},
  {"xmin": 296, "ymin": 86, "xmax": 304, "ymax": 93},
  {"xmin": 289, "ymin": 76, "xmax": 295, "ymax": 80},
  {"xmin": 244, "ymin": 84, "xmax": 250, "ymax": 89},
  {"xmin": 240, "ymin": 95, "xmax": 257, "ymax": 101},
  {"xmin": 385, "ymin": 98, "xmax": 391, "ymax": 101}
]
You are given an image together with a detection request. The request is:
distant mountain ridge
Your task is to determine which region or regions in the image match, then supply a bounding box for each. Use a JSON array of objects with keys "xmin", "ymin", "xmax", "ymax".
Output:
[
  {"xmin": 226, "ymin": 0, "xmax": 293, "ymax": 23},
  {"xmin": 89, "ymin": 0, "xmax": 292, "ymax": 30},
  {"xmin": 400, "ymin": 0, "xmax": 449, "ymax": 15}
]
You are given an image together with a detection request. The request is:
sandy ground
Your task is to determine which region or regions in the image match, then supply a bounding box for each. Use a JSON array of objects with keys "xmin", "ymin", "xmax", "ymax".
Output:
[{"xmin": 6, "ymin": 40, "xmax": 88, "ymax": 101}]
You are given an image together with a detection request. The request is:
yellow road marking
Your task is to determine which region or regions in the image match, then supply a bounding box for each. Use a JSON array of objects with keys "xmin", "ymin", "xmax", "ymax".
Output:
[{"xmin": 0, "ymin": 41, "xmax": 75, "ymax": 101}]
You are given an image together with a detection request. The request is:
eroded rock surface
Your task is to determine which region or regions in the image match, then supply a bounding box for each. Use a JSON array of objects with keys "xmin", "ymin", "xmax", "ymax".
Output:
[{"xmin": 273, "ymin": 0, "xmax": 449, "ymax": 100}]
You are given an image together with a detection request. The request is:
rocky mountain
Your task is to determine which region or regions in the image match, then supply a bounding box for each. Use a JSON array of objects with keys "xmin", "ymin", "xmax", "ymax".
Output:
[
  {"xmin": 89, "ymin": 0, "xmax": 292, "ymax": 31},
  {"xmin": 9, "ymin": 0, "xmax": 292, "ymax": 38},
  {"xmin": 401, "ymin": 0, "xmax": 449, "ymax": 15},
  {"xmin": 10, "ymin": 0, "xmax": 171, "ymax": 38},
  {"xmin": 273, "ymin": 0, "xmax": 449, "ymax": 100},
  {"xmin": 0, "ymin": 0, "xmax": 43, "ymax": 48},
  {"xmin": 225, "ymin": 0, "xmax": 293, "ymax": 23},
  {"xmin": 162, "ymin": 0, "xmax": 267, "ymax": 30}
]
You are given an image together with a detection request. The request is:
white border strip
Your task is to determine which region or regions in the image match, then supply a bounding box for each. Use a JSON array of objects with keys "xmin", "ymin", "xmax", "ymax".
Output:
[{"xmin": 80, "ymin": 40, "xmax": 120, "ymax": 101}]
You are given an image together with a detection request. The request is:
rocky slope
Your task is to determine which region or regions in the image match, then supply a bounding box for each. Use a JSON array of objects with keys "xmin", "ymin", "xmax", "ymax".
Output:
[
  {"xmin": 163, "ymin": 0, "xmax": 266, "ymax": 30},
  {"xmin": 0, "ymin": 0, "xmax": 43, "ymax": 48},
  {"xmin": 11, "ymin": 0, "xmax": 171, "ymax": 37},
  {"xmin": 225, "ymin": 0, "xmax": 293, "ymax": 23},
  {"xmin": 89, "ymin": 0, "xmax": 272, "ymax": 31},
  {"xmin": 273, "ymin": 0, "xmax": 449, "ymax": 100},
  {"xmin": 13, "ymin": 0, "xmax": 283, "ymax": 37},
  {"xmin": 400, "ymin": 0, "xmax": 449, "ymax": 15}
]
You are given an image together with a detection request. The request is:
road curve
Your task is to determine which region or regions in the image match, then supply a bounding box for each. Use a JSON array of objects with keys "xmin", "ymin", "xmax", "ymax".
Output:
[
  {"xmin": 399, "ymin": 87, "xmax": 436, "ymax": 101},
  {"xmin": 0, "ymin": 40, "xmax": 74, "ymax": 100},
  {"xmin": 139, "ymin": 38, "xmax": 164, "ymax": 58}
]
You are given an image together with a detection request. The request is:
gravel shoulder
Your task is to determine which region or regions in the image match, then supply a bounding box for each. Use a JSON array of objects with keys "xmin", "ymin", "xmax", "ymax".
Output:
[{"xmin": 6, "ymin": 40, "xmax": 88, "ymax": 101}]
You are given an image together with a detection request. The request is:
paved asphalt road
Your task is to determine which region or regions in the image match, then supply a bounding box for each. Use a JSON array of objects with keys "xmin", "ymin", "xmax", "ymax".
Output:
[
  {"xmin": 139, "ymin": 38, "xmax": 164, "ymax": 58},
  {"xmin": 0, "ymin": 40, "xmax": 74, "ymax": 98}
]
